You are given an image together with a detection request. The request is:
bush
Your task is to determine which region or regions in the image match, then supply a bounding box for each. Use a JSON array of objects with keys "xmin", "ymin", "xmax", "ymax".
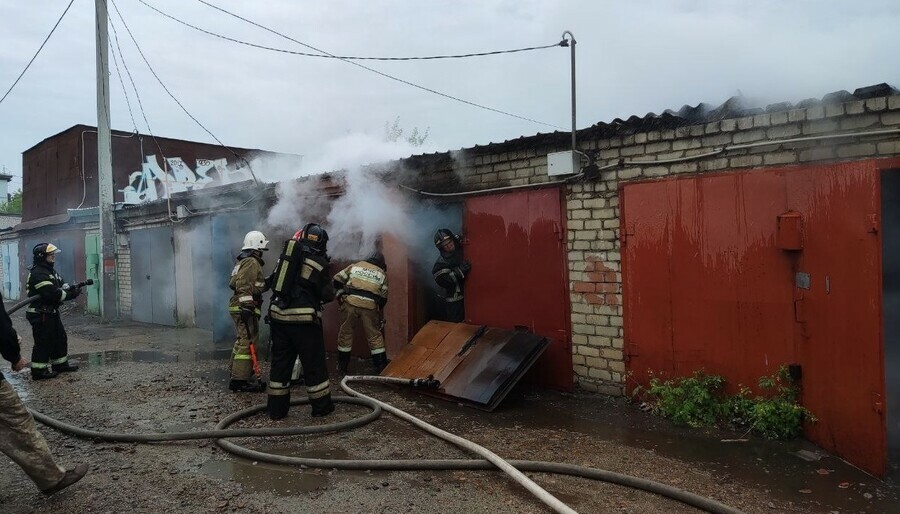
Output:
[
  {"xmin": 638, "ymin": 366, "xmax": 815, "ymax": 440},
  {"xmin": 647, "ymin": 371, "xmax": 726, "ymax": 428}
]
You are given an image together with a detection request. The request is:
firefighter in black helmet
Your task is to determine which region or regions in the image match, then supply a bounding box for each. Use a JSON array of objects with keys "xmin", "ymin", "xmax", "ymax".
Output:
[
  {"xmin": 432, "ymin": 229, "xmax": 470, "ymax": 323},
  {"xmin": 266, "ymin": 223, "xmax": 336, "ymax": 419},
  {"xmin": 26, "ymin": 243, "xmax": 81, "ymax": 380}
]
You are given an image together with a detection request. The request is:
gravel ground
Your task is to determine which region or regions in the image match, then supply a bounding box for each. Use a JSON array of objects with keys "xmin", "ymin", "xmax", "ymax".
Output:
[{"xmin": 2, "ymin": 306, "xmax": 899, "ymax": 513}]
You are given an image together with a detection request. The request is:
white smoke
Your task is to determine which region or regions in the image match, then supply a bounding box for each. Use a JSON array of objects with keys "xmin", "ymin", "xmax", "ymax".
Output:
[{"xmin": 264, "ymin": 132, "xmax": 448, "ymax": 262}]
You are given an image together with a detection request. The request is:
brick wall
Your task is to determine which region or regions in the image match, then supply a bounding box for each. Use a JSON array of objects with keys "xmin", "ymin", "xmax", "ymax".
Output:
[
  {"xmin": 408, "ymin": 93, "xmax": 900, "ymax": 395},
  {"xmin": 116, "ymin": 236, "xmax": 131, "ymax": 316}
]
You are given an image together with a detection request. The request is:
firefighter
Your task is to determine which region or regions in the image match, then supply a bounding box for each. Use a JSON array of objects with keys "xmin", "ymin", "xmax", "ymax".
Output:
[
  {"xmin": 266, "ymin": 223, "xmax": 336, "ymax": 419},
  {"xmin": 432, "ymin": 229, "xmax": 470, "ymax": 323},
  {"xmin": 228, "ymin": 230, "xmax": 269, "ymax": 393},
  {"xmin": 26, "ymin": 243, "xmax": 81, "ymax": 380},
  {"xmin": 333, "ymin": 252, "xmax": 389, "ymax": 375},
  {"xmin": 1, "ymin": 289, "xmax": 88, "ymax": 495}
]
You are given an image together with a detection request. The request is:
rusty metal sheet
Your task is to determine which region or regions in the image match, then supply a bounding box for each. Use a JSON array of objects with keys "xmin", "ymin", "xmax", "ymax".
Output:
[{"xmin": 383, "ymin": 321, "xmax": 549, "ymax": 411}]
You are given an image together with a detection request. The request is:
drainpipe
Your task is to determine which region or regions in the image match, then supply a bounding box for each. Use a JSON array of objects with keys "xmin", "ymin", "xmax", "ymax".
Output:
[{"xmin": 561, "ymin": 31, "xmax": 577, "ymax": 172}]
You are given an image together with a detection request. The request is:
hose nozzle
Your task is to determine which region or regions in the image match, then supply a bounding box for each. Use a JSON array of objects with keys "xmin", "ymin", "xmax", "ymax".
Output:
[{"xmin": 409, "ymin": 375, "xmax": 441, "ymax": 389}]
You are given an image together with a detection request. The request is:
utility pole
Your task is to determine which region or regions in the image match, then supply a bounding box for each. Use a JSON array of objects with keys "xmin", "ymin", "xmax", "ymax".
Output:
[
  {"xmin": 562, "ymin": 31, "xmax": 577, "ymax": 171},
  {"xmin": 96, "ymin": 0, "xmax": 117, "ymax": 320}
]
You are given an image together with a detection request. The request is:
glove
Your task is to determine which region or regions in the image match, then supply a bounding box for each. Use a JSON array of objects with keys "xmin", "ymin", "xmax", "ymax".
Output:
[
  {"xmin": 461, "ymin": 261, "xmax": 472, "ymax": 273},
  {"xmin": 239, "ymin": 305, "xmax": 255, "ymax": 317},
  {"xmin": 67, "ymin": 286, "xmax": 81, "ymax": 300}
]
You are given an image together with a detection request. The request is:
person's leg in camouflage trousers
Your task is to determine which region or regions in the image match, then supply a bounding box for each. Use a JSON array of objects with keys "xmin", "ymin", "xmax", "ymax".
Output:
[{"xmin": 0, "ymin": 380, "xmax": 66, "ymax": 491}]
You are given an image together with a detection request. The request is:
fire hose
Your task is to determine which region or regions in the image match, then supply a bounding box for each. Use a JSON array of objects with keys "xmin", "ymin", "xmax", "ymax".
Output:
[
  {"xmin": 23, "ymin": 379, "xmax": 746, "ymax": 514},
  {"xmin": 8, "ymin": 301, "xmax": 743, "ymax": 513}
]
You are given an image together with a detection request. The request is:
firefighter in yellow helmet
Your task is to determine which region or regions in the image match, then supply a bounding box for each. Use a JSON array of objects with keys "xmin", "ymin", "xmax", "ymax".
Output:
[
  {"xmin": 333, "ymin": 252, "xmax": 389, "ymax": 375},
  {"xmin": 228, "ymin": 230, "xmax": 270, "ymax": 393},
  {"xmin": 266, "ymin": 223, "xmax": 336, "ymax": 419},
  {"xmin": 26, "ymin": 243, "xmax": 81, "ymax": 379}
]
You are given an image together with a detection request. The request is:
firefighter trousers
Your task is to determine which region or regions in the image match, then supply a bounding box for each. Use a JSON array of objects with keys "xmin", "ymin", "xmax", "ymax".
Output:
[
  {"xmin": 0, "ymin": 380, "xmax": 66, "ymax": 491},
  {"xmin": 230, "ymin": 313, "xmax": 259, "ymax": 381},
  {"xmin": 267, "ymin": 322, "xmax": 332, "ymax": 418},
  {"xmin": 444, "ymin": 298, "xmax": 465, "ymax": 323},
  {"xmin": 29, "ymin": 315, "xmax": 70, "ymax": 371},
  {"xmin": 337, "ymin": 303, "xmax": 385, "ymax": 355}
]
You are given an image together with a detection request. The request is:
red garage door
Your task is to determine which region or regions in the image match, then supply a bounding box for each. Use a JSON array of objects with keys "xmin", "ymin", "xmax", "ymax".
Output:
[
  {"xmin": 622, "ymin": 162, "xmax": 886, "ymax": 475},
  {"xmin": 463, "ymin": 187, "xmax": 573, "ymax": 391}
]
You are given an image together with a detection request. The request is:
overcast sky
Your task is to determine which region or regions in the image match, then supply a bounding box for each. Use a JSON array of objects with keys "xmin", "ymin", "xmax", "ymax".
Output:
[{"xmin": 1, "ymin": 0, "xmax": 899, "ymax": 191}]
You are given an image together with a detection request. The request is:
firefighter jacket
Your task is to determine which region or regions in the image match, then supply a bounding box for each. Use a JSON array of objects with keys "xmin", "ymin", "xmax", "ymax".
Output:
[
  {"xmin": 268, "ymin": 253, "xmax": 335, "ymax": 324},
  {"xmin": 26, "ymin": 262, "xmax": 70, "ymax": 321},
  {"xmin": 333, "ymin": 260, "xmax": 388, "ymax": 311},
  {"xmin": 0, "ymin": 290, "xmax": 21, "ymax": 382},
  {"xmin": 229, "ymin": 250, "xmax": 267, "ymax": 317},
  {"xmin": 432, "ymin": 254, "xmax": 466, "ymax": 303}
]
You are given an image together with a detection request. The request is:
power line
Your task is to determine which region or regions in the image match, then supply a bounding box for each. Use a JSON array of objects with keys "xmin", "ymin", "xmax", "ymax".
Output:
[
  {"xmin": 0, "ymin": 0, "xmax": 76, "ymax": 108},
  {"xmin": 108, "ymin": 5, "xmax": 159, "ymax": 144},
  {"xmin": 109, "ymin": 0, "xmax": 259, "ymax": 184},
  {"xmin": 138, "ymin": 0, "xmax": 563, "ymax": 61},
  {"xmin": 196, "ymin": 0, "xmax": 564, "ymax": 130}
]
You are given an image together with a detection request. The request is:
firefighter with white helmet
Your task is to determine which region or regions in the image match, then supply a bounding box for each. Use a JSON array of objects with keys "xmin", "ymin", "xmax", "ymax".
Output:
[
  {"xmin": 227, "ymin": 230, "xmax": 269, "ymax": 392},
  {"xmin": 26, "ymin": 243, "xmax": 81, "ymax": 380}
]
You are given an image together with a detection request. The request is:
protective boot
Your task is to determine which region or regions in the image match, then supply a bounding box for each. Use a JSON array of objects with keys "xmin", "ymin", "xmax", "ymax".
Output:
[
  {"xmin": 31, "ymin": 367, "xmax": 58, "ymax": 380},
  {"xmin": 310, "ymin": 394, "xmax": 335, "ymax": 417},
  {"xmin": 230, "ymin": 379, "xmax": 266, "ymax": 393},
  {"xmin": 53, "ymin": 361, "xmax": 79, "ymax": 373},
  {"xmin": 372, "ymin": 353, "xmax": 388, "ymax": 375},
  {"xmin": 267, "ymin": 394, "xmax": 290, "ymax": 420},
  {"xmin": 337, "ymin": 351, "xmax": 351, "ymax": 376},
  {"xmin": 42, "ymin": 463, "xmax": 88, "ymax": 496}
]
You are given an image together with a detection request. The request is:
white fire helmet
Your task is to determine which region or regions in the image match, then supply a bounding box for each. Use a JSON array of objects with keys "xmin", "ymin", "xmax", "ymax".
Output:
[{"xmin": 242, "ymin": 230, "xmax": 269, "ymax": 251}]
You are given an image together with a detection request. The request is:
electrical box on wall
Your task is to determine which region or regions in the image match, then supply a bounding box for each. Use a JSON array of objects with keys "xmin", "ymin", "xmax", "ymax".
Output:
[{"xmin": 547, "ymin": 151, "xmax": 576, "ymax": 176}]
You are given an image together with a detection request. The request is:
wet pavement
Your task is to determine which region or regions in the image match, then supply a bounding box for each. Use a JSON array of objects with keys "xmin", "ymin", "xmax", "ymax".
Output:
[{"xmin": 2, "ymin": 309, "xmax": 900, "ymax": 513}]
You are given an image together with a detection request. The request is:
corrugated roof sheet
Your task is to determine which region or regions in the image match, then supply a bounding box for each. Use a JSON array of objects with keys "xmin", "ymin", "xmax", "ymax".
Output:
[{"xmin": 405, "ymin": 83, "xmax": 899, "ymax": 160}]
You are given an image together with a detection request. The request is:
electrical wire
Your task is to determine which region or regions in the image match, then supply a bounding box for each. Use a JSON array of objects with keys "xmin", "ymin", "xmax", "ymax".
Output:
[
  {"xmin": 107, "ymin": 8, "xmax": 173, "ymax": 216},
  {"xmin": 109, "ymin": 0, "xmax": 260, "ymax": 187},
  {"xmin": 195, "ymin": 0, "xmax": 564, "ymax": 130},
  {"xmin": 138, "ymin": 0, "xmax": 564, "ymax": 61},
  {"xmin": 0, "ymin": 0, "xmax": 76, "ymax": 108}
]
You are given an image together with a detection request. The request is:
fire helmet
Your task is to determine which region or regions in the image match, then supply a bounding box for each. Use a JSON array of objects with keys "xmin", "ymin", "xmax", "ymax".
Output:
[
  {"xmin": 242, "ymin": 230, "xmax": 269, "ymax": 251},
  {"xmin": 366, "ymin": 251, "xmax": 387, "ymax": 271},
  {"xmin": 433, "ymin": 229, "xmax": 457, "ymax": 250},
  {"xmin": 33, "ymin": 243, "xmax": 61, "ymax": 261},
  {"xmin": 295, "ymin": 223, "xmax": 329, "ymax": 255}
]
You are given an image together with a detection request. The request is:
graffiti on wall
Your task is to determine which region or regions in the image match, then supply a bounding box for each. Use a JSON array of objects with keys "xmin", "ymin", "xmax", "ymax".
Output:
[{"xmin": 119, "ymin": 155, "xmax": 252, "ymax": 204}]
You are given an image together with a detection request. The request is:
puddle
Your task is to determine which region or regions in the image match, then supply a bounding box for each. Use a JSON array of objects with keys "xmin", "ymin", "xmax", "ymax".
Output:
[
  {"xmin": 199, "ymin": 446, "xmax": 363, "ymax": 496},
  {"xmin": 383, "ymin": 387, "xmax": 900, "ymax": 513},
  {"xmin": 200, "ymin": 459, "xmax": 329, "ymax": 496}
]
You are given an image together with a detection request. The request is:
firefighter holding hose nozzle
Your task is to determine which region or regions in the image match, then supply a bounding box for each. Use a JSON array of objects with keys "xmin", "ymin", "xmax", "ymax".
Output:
[
  {"xmin": 266, "ymin": 223, "xmax": 336, "ymax": 419},
  {"xmin": 26, "ymin": 243, "xmax": 82, "ymax": 380}
]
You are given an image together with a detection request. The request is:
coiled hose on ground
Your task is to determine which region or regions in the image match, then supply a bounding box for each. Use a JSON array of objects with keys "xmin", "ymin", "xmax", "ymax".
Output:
[
  {"xmin": 26, "ymin": 377, "xmax": 746, "ymax": 514},
  {"xmin": 11, "ymin": 298, "xmax": 744, "ymax": 513}
]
